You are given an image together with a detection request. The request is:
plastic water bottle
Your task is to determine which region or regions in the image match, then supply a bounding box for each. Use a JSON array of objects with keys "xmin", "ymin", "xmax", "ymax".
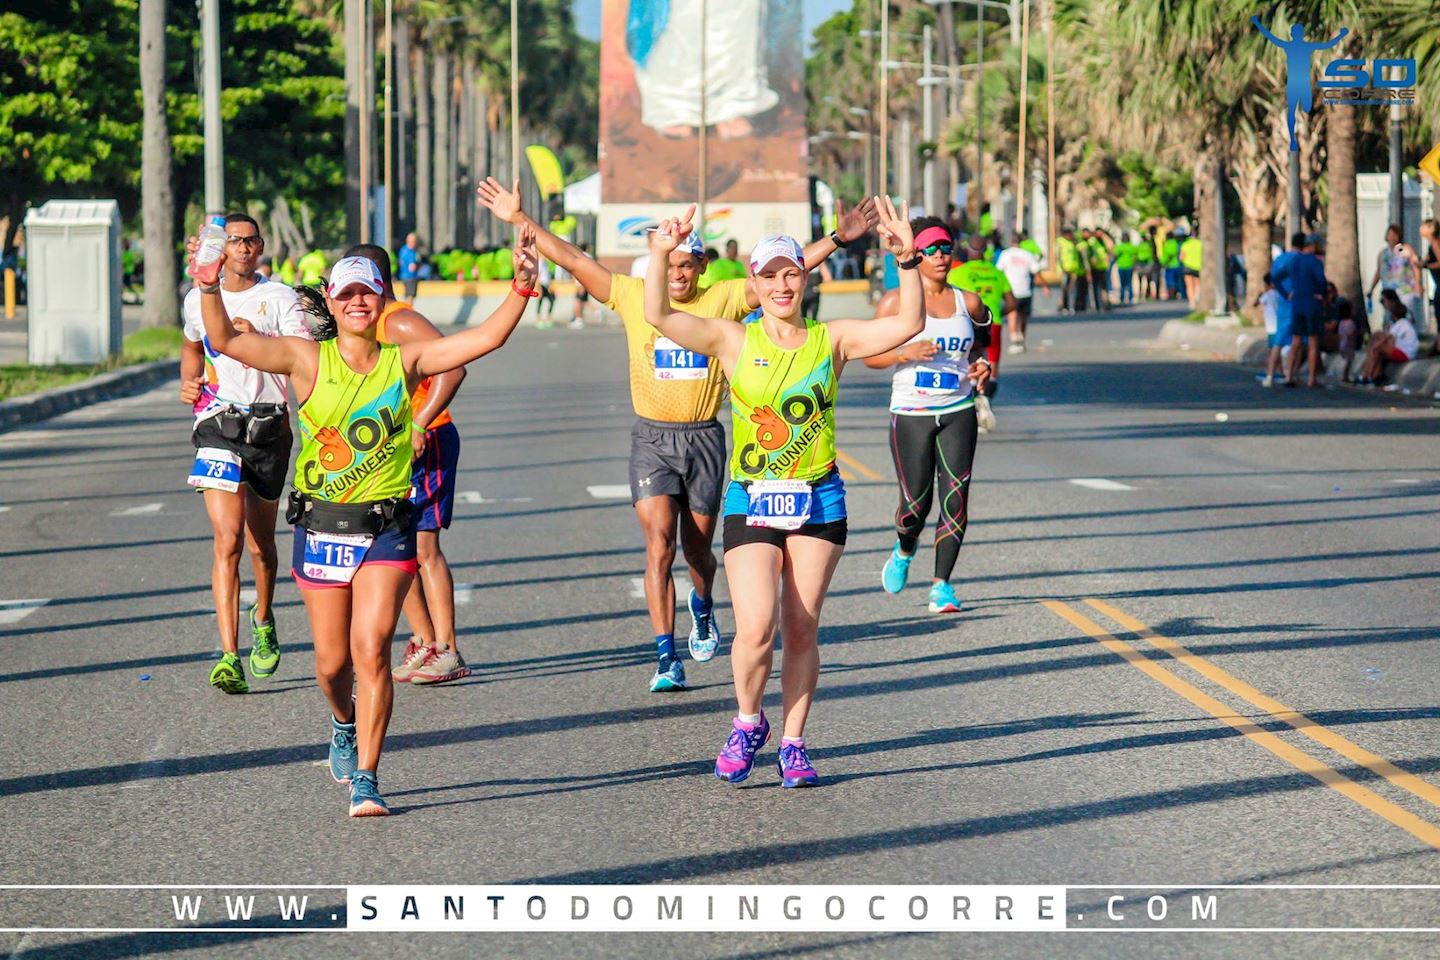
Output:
[{"xmin": 188, "ymin": 215, "xmax": 227, "ymax": 285}]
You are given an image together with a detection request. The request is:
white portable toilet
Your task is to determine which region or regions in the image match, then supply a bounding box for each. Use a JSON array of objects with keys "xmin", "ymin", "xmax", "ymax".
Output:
[{"xmin": 23, "ymin": 200, "xmax": 123, "ymax": 365}]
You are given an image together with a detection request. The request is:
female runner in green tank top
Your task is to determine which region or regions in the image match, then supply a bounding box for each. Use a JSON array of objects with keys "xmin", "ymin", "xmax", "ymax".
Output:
[
  {"xmin": 195, "ymin": 224, "xmax": 540, "ymax": 817},
  {"xmin": 643, "ymin": 197, "xmax": 923, "ymax": 787}
]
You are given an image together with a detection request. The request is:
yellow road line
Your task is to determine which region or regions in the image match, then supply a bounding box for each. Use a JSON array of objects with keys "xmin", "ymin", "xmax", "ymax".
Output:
[
  {"xmin": 1083, "ymin": 597, "xmax": 1440, "ymax": 813},
  {"xmin": 1041, "ymin": 600, "xmax": 1440, "ymax": 851},
  {"xmin": 834, "ymin": 448, "xmax": 884, "ymax": 482}
]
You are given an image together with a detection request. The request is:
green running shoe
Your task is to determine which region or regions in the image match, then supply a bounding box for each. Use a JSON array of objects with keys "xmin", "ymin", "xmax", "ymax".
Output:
[
  {"xmin": 248, "ymin": 604, "xmax": 280, "ymax": 679},
  {"xmin": 209, "ymin": 652, "xmax": 249, "ymax": 694}
]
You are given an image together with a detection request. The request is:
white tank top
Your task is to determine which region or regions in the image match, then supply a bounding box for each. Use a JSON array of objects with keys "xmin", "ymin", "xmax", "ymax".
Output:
[{"xmin": 889, "ymin": 287, "xmax": 978, "ymax": 415}]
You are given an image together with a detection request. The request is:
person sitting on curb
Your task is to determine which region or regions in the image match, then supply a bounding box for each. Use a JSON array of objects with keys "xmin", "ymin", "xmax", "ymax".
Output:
[{"xmin": 1356, "ymin": 290, "xmax": 1419, "ymax": 385}]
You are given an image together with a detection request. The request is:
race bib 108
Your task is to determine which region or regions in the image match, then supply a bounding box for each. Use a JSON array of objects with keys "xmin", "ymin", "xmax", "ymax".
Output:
[{"xmin": 746, "ymin": 479, "xmax": 814, "ymax": 531}]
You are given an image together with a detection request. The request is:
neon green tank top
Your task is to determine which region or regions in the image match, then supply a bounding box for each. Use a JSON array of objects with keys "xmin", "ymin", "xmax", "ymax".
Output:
[
  {"xmin": 296, "ymin": 340, "xmax": 412, "ymax": 502},
  {"xmin": 730, "ymin": 318, "xmax": 837, "ymax": 482}
]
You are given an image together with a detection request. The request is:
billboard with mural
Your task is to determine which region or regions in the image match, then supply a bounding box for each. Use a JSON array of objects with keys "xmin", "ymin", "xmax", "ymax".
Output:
[{"xmin": 598, "ymin": 0, "xmax": 810, "ymax": 260}]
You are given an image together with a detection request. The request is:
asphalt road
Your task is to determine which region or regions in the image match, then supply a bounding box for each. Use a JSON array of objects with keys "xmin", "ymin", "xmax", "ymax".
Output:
[{"xmin": 1, "ymin": 296, "xmax": 1438, "ymax": 959}]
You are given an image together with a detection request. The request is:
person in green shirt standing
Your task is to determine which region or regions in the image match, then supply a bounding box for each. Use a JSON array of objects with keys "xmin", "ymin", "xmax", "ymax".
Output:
[
  {"xmin": 1084, "ymin": 229, "xmax": 1113, "ymax": 311},
  {"xmin": 1161, "ymin": 232, "xmax": 1182, "ymax": 301},
  {"xmin": 297, "ymin": 248, "xmax": 328, "ymax": 286},
  {"xmin": 1134, "ymin": 231, "xmax": 1155, "ymax": 301},
  {"xmin": 1057, "ymin": 228, "xmax": 1085, "ymax": 315},
  {"xmin": 1113, "ymin": 232, "xmax": 1138, "ymax": 305},
  {"xmin": 949, "ymin": 235, "xmax": 1016, "ymax": 434},
  {"xmin": 1180, "ymin": 231, "xmax": 1203, "ymax": 306}
]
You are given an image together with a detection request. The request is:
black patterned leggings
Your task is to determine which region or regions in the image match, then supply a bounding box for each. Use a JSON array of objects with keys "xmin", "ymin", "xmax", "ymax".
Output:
[{"xmin": 889, "ymin": 406, "xmax": 979, "ymax": 582}]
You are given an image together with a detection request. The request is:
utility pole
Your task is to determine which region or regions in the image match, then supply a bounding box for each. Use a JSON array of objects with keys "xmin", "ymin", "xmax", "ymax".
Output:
[
  {"xmin": 1015, "ymin": 0, "xmax": 1029, "ymax": 234},
  {"xmin": 201, "ymin": 0, "xmax": 224, "ymax": 215},
  {"xmin": 975, "ymin": 0, "xmax": 983, "ymax": 219},
  {"xmin": 880, "ymin": 0, "xmax": 889, "ymax": 198},
  {"xmin": 510, "ymin": 0, "xmax": 521, "ymax": 197},
  {"xmin": 699, "ymin": 0, "xmax": 708, "ymax": 236},
  {"xmin": 1389, "ymin": 102, "xmax": 1404, "ymax": 231},
  {"xmin": 1045, "ymin": 0, "xmax": 1056, "ymax": 260},
  {"xmin": 383, "ymin": 0, "xmax": 393, "ymax": 247},
  {"xmin": 1287, "ymin": 149, "xmax": 1302, "ymax": 240},
  {"xmin": 922, "ymin": 24, "xmax": 936, "ymax": 215}
]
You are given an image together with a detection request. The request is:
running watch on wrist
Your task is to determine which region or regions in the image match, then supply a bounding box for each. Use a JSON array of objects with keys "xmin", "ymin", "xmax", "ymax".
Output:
[
  {"xmin": 898, "ymin": 254, "xmax": 922, "ymax": 270},
  {"xmin": 829, "ymin": 230, "xmax": 845, "ymax": 247}
]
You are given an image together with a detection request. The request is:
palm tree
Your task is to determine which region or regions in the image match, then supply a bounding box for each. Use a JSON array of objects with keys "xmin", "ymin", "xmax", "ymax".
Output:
[{"xmin": 139, "ymin": 0, "xmax": 177, "ymax": 327}]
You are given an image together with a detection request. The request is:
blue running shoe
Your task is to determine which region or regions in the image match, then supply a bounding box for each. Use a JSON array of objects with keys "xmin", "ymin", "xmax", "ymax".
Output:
[
  {"xmin": 348, "ymin": 770, "xmax": 389, "ymax": 817},
  {"xmin": 714, "ymin": 712, "xmax": 771, "ymax": 783},
  {"xmin": 928, "ymin": 580, "xmax": 963, "ymax": 614},
  {"xmin": 882, "ymin": 543, "xmax": 913, "ymax": 594},
  {"xmin": 777, "ymin": 741, "xmax": 819, "ymax": 788},
  {"xmin": 329, "ymin": 716, "xmax": 357, "ymax": 784},
  {"xmin": 688, "ymin": 588, "xmax": 721, "ymax": 663},
  {"xmin": 649, "ymin": 655, "xmax": 687, "ymax": 692}
]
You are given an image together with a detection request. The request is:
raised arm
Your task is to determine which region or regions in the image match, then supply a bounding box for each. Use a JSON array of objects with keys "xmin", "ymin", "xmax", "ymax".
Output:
[
  {"xmin": 644, "ymin": 207, "xmax": 745, "ymax": 363},
  {"xmin": 193, "ymin": 250, "xmax": 314, "ymax": 377},
  {"xmin": 406, "ymin": 223, "xmax": 537, "ymax": 379},
  {"xmin": 830, "ymin": 196, "xmax": 923, "ymax": 362},
  {"xmin": 477, "ymin": 177, "xmax": 613, "ymax": 302},
  {"xmin": 1251, "ymin": 16, "xmax": 1283, "ymax": 46},
  {"xmin": 745, "ymin": 196, "xmax": 879, "ymax": 309}
]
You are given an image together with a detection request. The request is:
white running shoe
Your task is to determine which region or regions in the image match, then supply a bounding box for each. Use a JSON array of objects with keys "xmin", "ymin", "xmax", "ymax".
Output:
[{"xmin": 975, "ymin": 394, "xmax": 996, "ymax": 434}]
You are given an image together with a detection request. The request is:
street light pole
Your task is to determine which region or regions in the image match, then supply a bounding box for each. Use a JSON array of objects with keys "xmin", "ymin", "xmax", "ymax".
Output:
[
  {"xmin": 880, "ymin": 0, "xmax": 889, "ymax": 199},
  {"xmin": 699, "ymin": 0, "xmax": 708, "ymax": 237},
  {"xmin": 1045, "ymin": 0, "xmax": 1056, "ymax": 260},
  {"xmin": 510, "ymin": 0, "xmax": 520, "ymax": 205},
  {"xmin": 922, "ymin": 24, "xmax": 935, "ymax": 214},
  {"xmin": 975, "ymin": 0, "xmax": 983, "ymax": 222},
  {"xmin": 359, "ymin": 0, "xmax": 371, "ymax": 243},
  {"xmin": 383, "ymin": 0, "xmax": 393, "ymax": 247},
  {"xmin": 1015, "ymin": 0, "xmax": 1029, "ymax": 235},
  {"xmin": 201, "ymin": 0, "xmax": 224, "ymax": 215}
]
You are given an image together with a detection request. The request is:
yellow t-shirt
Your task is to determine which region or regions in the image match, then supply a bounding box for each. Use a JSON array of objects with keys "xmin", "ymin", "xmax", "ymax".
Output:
[{"xmin": 605, "ymin": 275, "xmax": 752, "ymax": 422}]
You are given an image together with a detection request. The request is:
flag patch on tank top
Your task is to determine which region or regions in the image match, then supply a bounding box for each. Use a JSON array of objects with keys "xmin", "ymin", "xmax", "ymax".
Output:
[{"xmin": 752, "ymin": 357, "xmax": 769, "ymax": 367}]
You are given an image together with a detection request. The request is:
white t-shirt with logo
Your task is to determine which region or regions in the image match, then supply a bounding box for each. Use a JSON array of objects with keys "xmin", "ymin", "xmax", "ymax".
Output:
[
  {"xmin": 182, "ymin": 277, "xmax": 311, "ymax": 425},
  {"xmin": 995, "ymin": 247, "xmax": 1041, "ymax": 298},
  {"xmin": 1259, "ymin": 289, "xmax": 1281, "ymax": 334}
]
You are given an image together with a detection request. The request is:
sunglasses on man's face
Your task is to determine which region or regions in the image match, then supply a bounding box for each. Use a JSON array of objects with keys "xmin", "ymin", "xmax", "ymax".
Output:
[
  {"xmin": 226, "ymin": 235, "xmax": 263, "ymax": 248},
  {"xmin": 921, "ymin": 243, "xmax": 954, "ymax": 257}
]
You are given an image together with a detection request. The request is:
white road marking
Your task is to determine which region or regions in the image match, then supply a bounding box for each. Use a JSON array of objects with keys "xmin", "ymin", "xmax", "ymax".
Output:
[
  {"xmin": 457, "ymin": 490, "xmax": 533, "ymax": 505},
  {"xmin": 111, "ymin": 502, "xmax": 165, "ymax": 516},
  {"xmin": 0, "ymin": 505, "xmax": 10, "ymax": 513},
  {"xmin": 454, "ymin": 583, "xmax": 476, "ymax": 604},
  {"xmin": 240, "ymin": 588, "xmax": 258, "ymax": 604},
  {"xmin": 588, "ymin": 485, "xmax": 632, "ymax": 500},
  {"xmin": 1391, "ymin": 479, "xmax": 1422, "ymax": 485},
  {"xmin": 630, "ymin": 577, "xmax": 646, "ymax": 598},
  {"xmin": 1068, "ymin": 478, "xmax": 1137, "ymax": 492},
  {"xmin": 0, "ymin": 599, "xmax": 50, "ymax": 624}
]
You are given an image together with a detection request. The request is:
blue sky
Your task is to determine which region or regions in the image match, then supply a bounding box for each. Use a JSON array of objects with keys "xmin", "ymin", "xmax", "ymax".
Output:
[{"xmin": 570, "ymin": 0, "xmax": 853, "ymax": 49}]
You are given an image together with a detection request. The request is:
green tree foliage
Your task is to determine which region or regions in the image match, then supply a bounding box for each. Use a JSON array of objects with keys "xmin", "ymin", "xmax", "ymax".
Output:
[{"xmin": 1117, "ymin": 153, "xmax": 1194, "ymax": 222}]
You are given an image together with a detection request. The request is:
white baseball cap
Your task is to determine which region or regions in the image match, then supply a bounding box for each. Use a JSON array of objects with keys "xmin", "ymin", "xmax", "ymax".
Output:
[
  {"xmin": 327, "ymin": 256, "xmax": 385, "ymax": 297},
  {"xmin": 749, "ymin": 235, "xmax": 805, "ymax": 272}
]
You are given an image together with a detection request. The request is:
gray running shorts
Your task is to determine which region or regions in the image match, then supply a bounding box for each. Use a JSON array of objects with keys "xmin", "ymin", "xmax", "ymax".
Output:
[{"xmin": 628, "ymin": 417, "xmax": 725, "ymax": 515}]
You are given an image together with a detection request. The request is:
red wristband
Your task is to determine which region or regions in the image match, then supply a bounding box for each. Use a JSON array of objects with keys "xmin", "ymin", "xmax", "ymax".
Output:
[{"xmin": 512, "ymin": 280, "xmax": 540, "ymax": 299}]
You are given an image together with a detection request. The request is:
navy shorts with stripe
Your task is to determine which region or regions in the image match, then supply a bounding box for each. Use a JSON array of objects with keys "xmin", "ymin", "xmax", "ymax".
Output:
[{"xmin": 412, "ymin": 421, "xmax": 460, "ymax": 531}]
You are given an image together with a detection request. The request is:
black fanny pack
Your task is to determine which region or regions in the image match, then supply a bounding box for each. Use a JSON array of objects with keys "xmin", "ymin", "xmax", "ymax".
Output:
[
  {"xmin": 286, "ymin": 492, "xmax": 412, "ymax": 536},
  {"xmin": 214, "ymin": 402, "xmax": 288, "ymax": 447}
]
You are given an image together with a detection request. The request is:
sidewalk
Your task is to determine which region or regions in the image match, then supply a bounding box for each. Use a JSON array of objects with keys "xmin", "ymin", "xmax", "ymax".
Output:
[
  {"xmin": 0, "ymin": 305, "xmax": 146, "ymax": 365},
  {"xmin": 1156, "ymin": 316, "xmax": 1440, "ymax": 399}
]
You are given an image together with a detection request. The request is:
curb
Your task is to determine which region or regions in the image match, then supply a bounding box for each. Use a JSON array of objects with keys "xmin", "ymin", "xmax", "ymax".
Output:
[
  {"xmin": 1156, "ymin": 319, "xmax": 1268, "ymax": 362},
  {"xmin": 0, "ymin": 359, "xmax": 176, "ymax": 433},
  {"xmin": 1157, "ymin": 318, "xmax": 1440, "ymax": 397}
]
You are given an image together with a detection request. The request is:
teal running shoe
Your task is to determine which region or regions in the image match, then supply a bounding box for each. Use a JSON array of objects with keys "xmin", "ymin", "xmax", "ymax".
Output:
[
  {"xmin": 649, "ymin": 655, "xmax": 687, "ymax": 692},
  {"xmin": 687, "ymin": 588, "xmax": 721, "ymax": 663},
  {"xmin": 928, "ymin": 581, "xmax": 963, "ymax": 614},
  {"xmin": 248, "ymin": 604, "xmax": 280, "ymax": 679},
  {"xmin": 882, "ymin": 543, "xmax": 913, "ymax": 594},
  {"xmin": 348, "ymin": 770, "xmax": 390, "ymax": 817},
  {"xmin": 329, "ymin": 716, "xmax": 358, "ymax": 784}
]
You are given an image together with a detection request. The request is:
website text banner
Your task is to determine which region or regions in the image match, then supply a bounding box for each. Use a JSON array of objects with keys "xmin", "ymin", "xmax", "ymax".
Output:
[
  {"xmin": 347, "ymin": 885, "xmax": 1066, "ymax": 932},
  {"xmin": 599, "ymin": 0, "xmax": 808, "ymax": 206},
  {"xmin": 0, "ymin": 886, "xmax": 346, "ymax": 932},
  {"xmin": 1068, "ymin": 886, "xmax": 1440, "ymax": 931}
]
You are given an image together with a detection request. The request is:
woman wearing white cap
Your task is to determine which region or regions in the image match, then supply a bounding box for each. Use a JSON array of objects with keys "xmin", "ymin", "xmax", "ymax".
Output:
[
  {"xmin": 643, "ymin": 197, "xmax": 923, "ymax": 788},
  {"xmin": 195, "ymin": 225, "xmax": 540, "ymax": 817}
]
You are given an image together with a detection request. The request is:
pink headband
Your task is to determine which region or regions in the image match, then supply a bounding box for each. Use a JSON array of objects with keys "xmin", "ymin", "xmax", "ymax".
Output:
[{"xmin": 915, "ymin": 226, "xmax": 953, "ymax": 250}]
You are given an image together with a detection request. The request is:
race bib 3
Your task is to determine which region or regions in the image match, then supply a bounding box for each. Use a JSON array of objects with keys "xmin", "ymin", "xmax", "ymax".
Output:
[
  {"xmin": 914, "ymin": 370, "xmax": 963, "ymax": 392},
  {"xmin": 654, "ymin": 337, "xmax": 710, "ymax": 380},
  {"xmin": 188, "ymin": 447, "xmax": 243, "ymax": 493},
  {"xmin": 302, "ymin": 531, "xmax": 374, "ymax": 584},
  {"xmin": 746, "ymin": 479, "xmax": 814, "ymax": 531}
]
